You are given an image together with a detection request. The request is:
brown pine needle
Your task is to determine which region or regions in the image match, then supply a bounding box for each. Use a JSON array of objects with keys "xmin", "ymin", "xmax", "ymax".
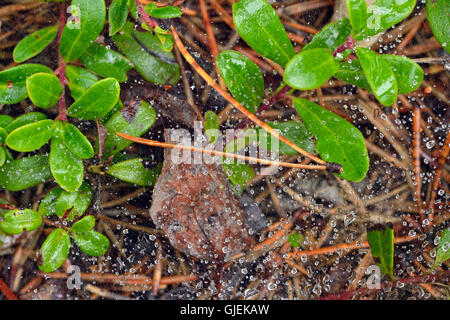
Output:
[
  {"xmin": 116, "ymin": 132, "xmax": 328, "ymax": 171},
  {"xmin": 170, "ymin": 26, "xmax": 342, "ymax": 173}
]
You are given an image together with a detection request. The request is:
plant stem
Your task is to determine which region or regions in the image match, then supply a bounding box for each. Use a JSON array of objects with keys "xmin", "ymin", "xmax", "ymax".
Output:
[
  {"xmin": 55, "ymin": 2, "xmax": 67, "ymax": 122},
  {"xmin": 333, "ymin": 35, "xmax": 356, "ymax": 56},
  {"xmin": 134, "ymin": 0, "xmax": 158, "ymax": 30}
]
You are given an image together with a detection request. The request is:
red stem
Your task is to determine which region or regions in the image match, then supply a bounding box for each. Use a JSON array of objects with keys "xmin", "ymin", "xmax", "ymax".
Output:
[
  {"xmin": 0, "ymin": 277, "xmax": 19, "ymax": 300},
  {"xmin": 333, "ymin": 35, "xmax": 356, "ymax": 56},
  {"xmin": 55, "ymin": 2, "xmax": 68, "ymax": 122},
  {"xmin": 135, "ymin": 0, "xmax": 159, "ymax": 29}
]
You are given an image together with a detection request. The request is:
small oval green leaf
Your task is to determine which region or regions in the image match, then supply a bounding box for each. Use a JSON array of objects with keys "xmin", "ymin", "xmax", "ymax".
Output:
[
  {"xmin": 426, "ymin": 0, "xmax": 450, "ymax": 54},
  {"xmin": 60, "ymin": 0, "xmax": 106, "ymax": 62},
  {"xmin": 233, "ymin": 0, "xmax": 295, "ymax": 67},
  {"xmin": 0, "ymin": 148, "xmax": 5, "ymax": 167},
  {"xmin": 367, "ymin": 225, "xmax": 394, "ymax": 280},
  {"xmin": 67, "ymin": 78, "xmax": 120, "ymax": 120},
  {"xmin": 73, "ymin": 230, "xmax": 109, "ymax": 256},
  {"xmin": 303, "ymin": 19, "xmax": 352, "ymax": 51},
  {"xmin": 0, "ymin": 64, "xmax": 52, "ymax": 104},
  {"xmin": 346, "ymin": 0, "xmax": 367, "ymax": 34},
  {"xmin": 71, "ymin": 215, "xmax": 95, "ymax": 233},
  {"xmin": 106, "ymin": 159, "xmax": 162, "ymax": 186},
  {"xmin": 288, "ymin": 232, "xmax": 304, "ymax": 248},
  {"xmin": 222, "ymin": 162, "xmax": 255, "ymax": 194},
  {"xmin": 4, "ymin": 112, "xmax": 47, "ymax": 133},
  {"xmin": 55, "ymin": 182, "xmax": 93, "ymax": 221},
  {"xmin": 66, "ymin": 65, "xmax": 99, "ymax": 100},
  {"xmin": 334, "ymin": 58, "xmax": 371, "ymax": 90},
  {"xmin": 263, "ymin": 121, "xmax": 315, "ymax": 155},
  {"xmin": 79, "ymin": 42, "xmax": 132, "ymax": 82},
  {"xmin": 13, "ymin": 25, "xmax": 58, "ymax": 63},
  {"xmin": 38, "ymin": 228, "xmax": 70, "ymax": 273},
  {"xmin": 284, "ymin": 48, "xmax": 338, "ymax": 90},
  {"xmin": 63, "ymin": 122, "xmax": 94, "ymax": 159},
  {"xmin": 0, "ymin": 115, "xmax": 13, "ymax": 129},
  {"xmin": 0, "ymin": 155, "xmax": 52, "ymax": 191},
  {"xmin": 6, "ymin": 119, "xmax": 55, "ymax": 152},
  {"xmin": 109, "ymin": 0, "xmax": 129, "ymax": 36},
  {"xmin": 293, "ymin": 98, "xmax": 369, "ymax": 182},
  {"xmin": 205, "ymin": 111, "xmax": 220, "ymax": 143},
  {"xmin": 26, "ymin": 73, "xmax": 63, "ymax": 108},
  {"xmin": 0, "ymin": 209, "xmax": 42, "ymax": 235},
  {"xmin": 217, "ymin": 50, "xmax": 264, "ymax": 114},
  {"xmin": 356, "ymin": 48, "xmax": 397, "ymax": 106},
  {"xmin": 39, "ymin": 187, "xmax": 64, "ymax": 217},
  {"xmin": 380, "ymin": 54, "xmax": 423, "ymax": 94},
  {"xmin": 433, "ymin": 229, "xmax": 450, "ymax": 269},
  {"xmin": 144, "ymin": 3, "xmax": 182, "ymax": 19}
]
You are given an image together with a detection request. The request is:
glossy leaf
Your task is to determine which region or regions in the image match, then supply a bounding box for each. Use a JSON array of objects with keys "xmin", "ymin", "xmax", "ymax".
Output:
[
  {"xmin": 13, "ymin": 25, "xmax": 58, "ymax": 63},
  {"xmin": 433, "ymin": 229, "xmax": 450, "ymax": 269},
  {"xmin": 79, "ymin": 42, "xmax": 132, "ymax": 82},
  {"xmin": 154, "ymin": 27, "xmax": 174, "ymax": 52},
  {"xmin": 66, "ymin": 65, "xmax": 99, "ymax": 100},
  {"xmin": 303, "ymin": 19, "xmax": 352, "ymax": 51},
  {"xmin": 38, "ymin": 228, "xmax": 70, "ymax": 273},
  {"xmin": 6, "ymin": 119, "xmax": 55, "ymax": 152},
  {"xmin": 63, "ymin": 122, "xmax": 94, "ymax": 159},
  {"xmin": 144, "ymin": 3, "xmax": 182, "ymax": 18},
  {"xmin": 38, "ymin": 188, "xmax": 64, "ymax": 217},
  {"xmin": 426, "ymin": 0, "xmax": 450, "ymax": 54},
  {"xmin": 217, "ymin": 50, "xmax": 264, "ymax": 114},
  {"xmin": 0, "ymin": 127, "xmax": 7, "ymax": 145},
  {"xmin": 367, "ymin": 225, "xmax": 394, "ymax": 279},
  {"xmin": 334, "ymin": 58, "xmax": 371, "ymax": 90},
  {"xmin": 222, "ymin": 162, "xmax": 255, "ymax": 194},
  {"xmin": 26, "ymin": 73, "xmax": 63, "ymax": 109},
  {"xmin": 262, "ymin": 121, "xmax": 315, "ymax": 155},
  {"xmin": 54, "ymin": 182, "xmax": 93, "ymax": 221},
  {"xmin": 107, "ymin": 159, "xmax": 162, "ymax": 186},
  {"xmin": 293, "ymin": 98, "xmax": 369, "ymax": 182},
  {"xmin": 0, "ymin": 148, "xmax": 5, "ymax": 167},
  {"xmin": 355, "ymin": 0, "xmax": 415, "ymax": 39},
  {"xmin": 127, "ymin": 0, "xmax": 138, "ymax": 19},
  {"xmin": 0, "ymin": 64, "xmax": 52, "ymax": 104},
  {"xmin": 356, "ymin": 48, "xmax": 397, "ymax": 106},
  {"xmin": 103, "ymin": 101, "xmax": 156, "ymax": 158},
  {"xmin": 109, "ymin": 0, "xmax": 129, "ymax": 36},
  {"xmin": 50, "ymin": 125, "xmax": 83, "ymax": 192},
  {"xmin": 205, "ymin": 110, "xmax": 220, "ymax": 143},
  {"xmin": 113, "ymin": 22, "xmax": 179, "ymax": 85},
  {"xmin": 71, "ymin": 215, "xmax": 95, "ymax": 233},
  {"xmin": 0, "ymin": 155, "xmax": 52, "ymax": 191},
  {"xmin": 346, "ymin": 0, "xmax": 367, "ymax": 34},
  {"xmin": 380, "ymin": 55, "xmax": 423, "ymax": 94},
  {"xmin": 4, "ymin": 112, "xmax": 47, "ymax": 133},
  {"xmin": 284, "ymin": 48, "xmax": 338, "ymax": 90},
  {"xmin": 0, "ymin": 115, "xmax": 13, "ymax": 129},
  {"xmin": 67, "ymin": 78, "xmax": 120, "ymax": 120},
  {"xmin": 288, "ymin": 232, "xmax": 304, "ymax": 248},
  {"xmin": 73, "ymin": 230, "xmax": 109, "ymax": 256},
  {"xmin": 0, "ymin": 209, "xmax": 42, "ymax": 235},
  {"xmin": 233, "ymin": 0, "xmax": 295, "ymax": 67},
  {"xmin": 60, "ymin": 0, "xmax": 106, "ymax": 62}
]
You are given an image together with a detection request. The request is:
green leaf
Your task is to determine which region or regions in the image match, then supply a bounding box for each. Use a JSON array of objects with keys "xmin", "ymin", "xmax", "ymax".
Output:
[
  {"xmin": 293, "ymin": 98, "xmax": 369, "ymax": 182},
  {"xmin": 60, "ymin": 0, "xmax": 106, "ymax": 62},
  {"xmin": 112, "ymin": 22, "xmax": 180, "ymax": 85},
  {"xmin": 0, "ymin": 115, "xmax": 13, "ymax": 129},
  {"xmin": 38, "ymin": 187, "xmax": 64, "ymax": 217},
  {"xmin": 144, "ymin": 3, "xmax": 182, "ymax": 19},
  {"xmin": 216, "ymin": 50, "xmax": 264, "ymax": 114},
  {"xmin": 263, "ymin": 121, "xmax": 315, "ymax": 155},
  {"xmin": 380, "ymin": 55, "xmax": 423, "ymax": 94},
  {"xmin": 38, "ymin": 228, "xmax": 70, "ymax": 273},
  {"xmin": 233, "ymin": 0, "xmax": 295, "ymax": 67},
  {"xmin": 13, "ymin": 25, "xmax": 59, "ymax": 63},
  {"xmin": 103, "ymin": 101, "xmax": 156, "ymax": 158},
  {"xmin": 4, "ymin": 112, "xmax": 47, "ymax": 133},
  {"xmin": 127, "ymin": 0, "xmax": 138, "ymax": 19},
  {"xmin": 367, "ymin": 225, "xmax": 394, "ymax": 279},
  {"xmin": 346, "ymin": 0, "xmax": 367, "ymax": 34},
  {"xmin": 109, "ymin": 0, "xmax": 129, "ymax": 36},
  {"xmin": 356, "ymin": 48, "xmax": 397, "ymax": 106},
  {"xmin": 5, "ymin": 119, "xmax": 55, "ymax": 152},
  {"xmin": 50, "ymin": 123, "xmax": 83, "ymax": 192},
  {"xmin": 26, "ymin": 73, "xmax": 63, "ymax": 109},
  {"xmin": 106, "ymin": 159, "xmax": 162, "ymax": 186},
  {"xmin": 0, "ymin": 155, "xmax": 52, "ymax": 191},
  {"xmin": 205, "ymin": 110, "xmax": 220, "ymax": 143},
  {"xmin": 303, "ymin": 19, "xmax": 352, "ymax": 51},
  {"xmin": 288, "ymin": 232, "xmax": 304, "ymax": 248},
  {"xmin": 433, "ymin": 229, "xmax": 450, "ymax": 269},
  {"xmin": 0, "ymin": 64, "xmax": 52, "ymax": 104},
  {"xmin": 355, "ymin": 0, "xmax": 415, "ymax": 39},
  {"xmin": 154, "ymin": 27, "xmax": 174, "ymax": 52},
  {"xmin": 66, "ymin": 65, "xmax": 99, "ymax": 100},
  {"xmin": 71, "ymin": 215, "xmax": 95, "ymax": 233},
  {"xmin": 427, "ymin": 0, "xmax": 450, "ymax": 54},
  {"xmin": 284, "ymin": 48, "xmax": 339, "ymax": 90},
  {"xmin": 62, "ymin": 122, "xmax": 94, "ymax": 159},
  {"xmin": 67, "ymin": 78, "xmax": 120, "ymax": 120},
  {"xmin": 73, "ymin": 230, "xmax": 109, "ymax": 256},
  {"xmin": 0, "ymin": 127, "xmax": 7, "ymax": 144},
  {"xmin": 334, "ymin": 58, "xmax": 371, "ymax": 90},
  {"xmin": 0, "ymin": 148, "xmax": 5, "ymax": 167},
  {"xmin": 0, "ymin": 209, "xmax": 42, "ymax": 235},
  {"xmin": 54, "ymin": 182, "xmax": 93, "ymax": 221},
  {"xmin": 222, "ymin": 162, "xmax": 255, "ymax": 194},
  {"xmin": 78, "ymin": 42, "xmax": 132, "ymax": 82}
]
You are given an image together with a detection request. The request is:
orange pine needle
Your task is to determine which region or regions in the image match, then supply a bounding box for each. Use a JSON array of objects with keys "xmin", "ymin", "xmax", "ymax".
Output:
[
  {"xmin": 412, "ymin": 105, "xmax": 423, "ymax": 224},
  {"xmin": 116, "ymin": 132, "xmax": 328, "ymax": 171}
]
